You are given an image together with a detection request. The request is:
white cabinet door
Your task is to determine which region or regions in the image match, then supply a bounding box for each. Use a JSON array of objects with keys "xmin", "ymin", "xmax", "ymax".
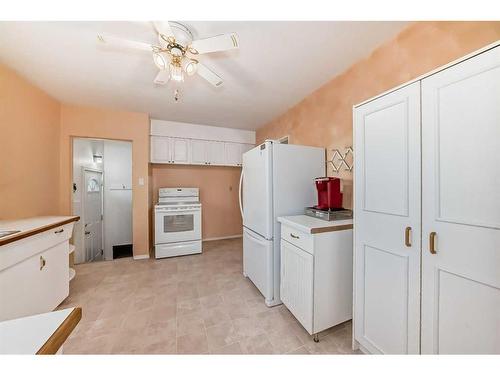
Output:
[
  {"xmin": 353, "ymin": 82, "xmax": 421, "ymax": 354},
  {"xmin": 0, "ymin": 242, "xmax": 69, "ymax": 321},
  {"xmin": 421, "ymin": 46, "xmax": 500, "ymax": 354},
  {"xmin": 190, "ymin": 139, "xmax": 209, "ymax": 165},
  {"xmin": 280, "ymin": 239, "xmax": 314, "ymax": 334},
  {"xmin": 208, "ymin": 141, "xmax": 226, "ymax": 166},
  {"xmin": 171, "ymin": 138, "xmax": 190, "ymax": 164},
  {"xmin": 150, "ymin": 136, "xmax": 170, "ymax": 163},
  {"xmin": 225, "ymin": 142, "xmax": 242, "ymax": 166}
]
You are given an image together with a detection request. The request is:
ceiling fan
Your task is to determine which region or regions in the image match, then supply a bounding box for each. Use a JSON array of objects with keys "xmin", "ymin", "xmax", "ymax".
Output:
[{"xmin": 97, "ymin": 22, "xmax": 239, "ymax": 90}]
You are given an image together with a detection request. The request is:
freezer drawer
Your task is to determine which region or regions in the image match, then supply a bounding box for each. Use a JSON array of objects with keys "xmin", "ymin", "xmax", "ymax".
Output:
[{"xmin": 243, "ymin": 228, "xmax": 273, "ymax": 302}]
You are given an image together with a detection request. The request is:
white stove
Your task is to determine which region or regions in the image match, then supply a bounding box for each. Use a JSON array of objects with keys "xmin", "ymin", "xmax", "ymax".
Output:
[{"xmin": 154, "ymin": 188, "xmax": 202, "ymax": 259}]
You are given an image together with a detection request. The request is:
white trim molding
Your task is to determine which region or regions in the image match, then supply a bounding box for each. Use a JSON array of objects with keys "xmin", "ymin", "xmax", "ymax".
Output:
[{"xmin": 133, "ymin": 254, "xmax": 150, "ymax": 260}]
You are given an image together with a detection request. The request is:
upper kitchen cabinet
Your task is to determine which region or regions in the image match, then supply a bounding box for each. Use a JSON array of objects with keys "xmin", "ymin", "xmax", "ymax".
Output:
[
  {"xmin": 190, "ymin": 139, "xmax": 209, "ymax": 165},
  {"xmin": 208, "ymin": 141, "xmax": 226, "ymax": 166},
  {"xmin": 224, "ymin": 142, "xmax": 243, "ymax": 166},
  {"xmin": 150, "ymin": 136, "xmax": 190, "ymax": 164},
  {"xmin": 171, "ymin": 138, "xmax": 190, "ymax": 164},
  {"xmin": 150, "ymin": 119, "xmax": 256, "ymax": 167},
  {"xmin": 150, "ymin": 136, "xmax": 171, "ymax": 163}
]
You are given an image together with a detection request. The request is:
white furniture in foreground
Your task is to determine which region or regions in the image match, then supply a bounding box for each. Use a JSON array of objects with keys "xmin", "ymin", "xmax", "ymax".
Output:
[
  {"xmin": 0, "ymin": 307, "xmax": 81, "ymax": 354},
  {"xmin": 278, "ymin": 215, "xmax": 353, "ymax": 341},
  {"xmin": 353, "ymin": 43, "xmax": 500, "ymax": 354},
  {"xmin": 0, "ymin": 216, "xmax": 78, "ymax": 322}
]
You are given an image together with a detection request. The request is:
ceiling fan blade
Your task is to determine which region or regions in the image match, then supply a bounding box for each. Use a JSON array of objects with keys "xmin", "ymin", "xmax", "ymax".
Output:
[
  {"xmin": 154, "ymin": 69, "xmax": 170, "ymax": 85},
  {"xmin": 190, "ymin": 33, "xmax": 239, "ymax": 54},
  {"xmin": 153, "ymin": 21, "xmax": 175, "ymax": 39},
  {"xmin": 97, "ymin": 34, "xmax": 153, "ymax": 52},
  {"xmin": 196, "ymin": 63, "xmax": 223, "ymax": 87}
]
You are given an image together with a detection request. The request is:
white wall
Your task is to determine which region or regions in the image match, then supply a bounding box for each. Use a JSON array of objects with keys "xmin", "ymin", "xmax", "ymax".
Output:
[
  {"xmin": 72, "ymin": 138, "xmax": 103, "ymax": 264},
  {"xmin": 103, "ymin": 140, "xmax": 132, "ymax": 260}
]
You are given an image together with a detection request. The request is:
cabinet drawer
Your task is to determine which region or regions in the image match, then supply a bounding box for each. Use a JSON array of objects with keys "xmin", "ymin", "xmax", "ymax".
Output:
[
  {"xmin": 0, "ymin": 242, "xmax": 69, "ymax": 321},
  {"xmin": 0, "ymin": 223, "xmax": 73, "ymax": 272},
  {"xmin": 281, "ymin": 224, "xmax": 313, "ymax": 254}
]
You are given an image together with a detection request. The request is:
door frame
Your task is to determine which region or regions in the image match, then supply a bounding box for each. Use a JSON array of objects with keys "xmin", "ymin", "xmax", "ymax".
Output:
[{"xmin": 81, "ymin": 167, "xmax": 104, "ymax": 262}]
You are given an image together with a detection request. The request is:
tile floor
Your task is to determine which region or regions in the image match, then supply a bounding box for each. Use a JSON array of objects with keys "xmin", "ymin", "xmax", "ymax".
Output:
[{"xmin": 59, "ymin": 238, "xmax": 358, "ymax": 354}]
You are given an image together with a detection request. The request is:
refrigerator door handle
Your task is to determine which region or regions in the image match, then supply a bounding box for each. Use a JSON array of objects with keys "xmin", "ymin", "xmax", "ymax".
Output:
[{"xmin": 239, "ymin": 168, "xmax": 244, "ymax": 218}]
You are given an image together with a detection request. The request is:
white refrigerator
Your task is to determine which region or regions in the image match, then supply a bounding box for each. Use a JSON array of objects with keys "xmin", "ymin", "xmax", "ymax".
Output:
[{"xmin": 239, "ymin": 140, "xmax": 325, "ymax": 306}]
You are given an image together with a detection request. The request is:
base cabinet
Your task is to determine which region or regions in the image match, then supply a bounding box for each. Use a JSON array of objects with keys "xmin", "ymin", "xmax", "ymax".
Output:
[
  {"xmin": 0, "ymin": 223, "xmax": 74, "ymax": 321},
  {"xmin": 280, "ymin": 221, "xmax": 353, "ymax": 336}
]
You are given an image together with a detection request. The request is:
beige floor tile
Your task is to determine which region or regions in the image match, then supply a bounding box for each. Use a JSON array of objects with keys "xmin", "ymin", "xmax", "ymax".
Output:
[
  {"xmin": 202, "ymin": 306, "xmax": 232, "ymax": 328},
  {"xmin": 176, "ymin": 332, "xmax": 209, "ymax": 354},
  {"xmin": 210, "ymin": 342, "xmax": 243, "ymax": 354},
  {"xmin": 177, "ymin": 312, "xmax": 205, "ymax": 337},
  {"xmin": 206, "ymin": 321, "xmax": 241, "ymax": 350},
  {"xmin": 267, "ymin": 326, "xmax": 304, "ymax": 354},
  {"xmin": 239, "ymin": 333, "xmax": 276, "ymax": 354}
]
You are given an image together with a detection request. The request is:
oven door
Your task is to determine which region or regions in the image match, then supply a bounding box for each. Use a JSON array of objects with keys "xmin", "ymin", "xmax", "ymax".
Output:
[{"xmin": 155, "ymin": 207, "xmax": 201, "ymax": 244}]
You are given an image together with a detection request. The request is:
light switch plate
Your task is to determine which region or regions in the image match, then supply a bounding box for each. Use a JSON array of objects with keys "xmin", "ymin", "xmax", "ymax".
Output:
[{"xmin": 138, "ymin": 177, "xmax": 144, "ymax": 186}]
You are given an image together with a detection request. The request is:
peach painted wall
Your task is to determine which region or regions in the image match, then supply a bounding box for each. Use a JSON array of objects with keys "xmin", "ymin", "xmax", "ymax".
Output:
[
  {"xmin": 256, "ymin": 21, "xmax": 500, "ymax": 208},
  {"xmin": 59, "ymin": 104, "xmax": 150, "ymax": 257},
  {"xmin": 0, "ymin": 64, "xmax": 61, "ymax": 219},
  {"xmin": 151, "ymin": 164, "xmax": 243, "ymax": 240}
]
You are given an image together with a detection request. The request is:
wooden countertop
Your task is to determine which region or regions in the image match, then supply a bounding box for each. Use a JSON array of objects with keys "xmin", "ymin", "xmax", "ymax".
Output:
[
  {"xmin": 0, "ymin": 216, "xmax": 79, "ymax": 246},
  {"xmin": 0, "ymin": 307, "xmax": 82, "ymax": 354},
  {"xmin": 278, "ymin": 215, "xmax": 353, "ymax": 234}
]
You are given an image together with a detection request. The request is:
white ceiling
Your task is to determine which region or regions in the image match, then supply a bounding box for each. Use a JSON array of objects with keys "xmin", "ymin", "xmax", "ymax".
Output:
[{"xmin": 0, "ymin": 21, "xmax": 408, "ymax": 130}]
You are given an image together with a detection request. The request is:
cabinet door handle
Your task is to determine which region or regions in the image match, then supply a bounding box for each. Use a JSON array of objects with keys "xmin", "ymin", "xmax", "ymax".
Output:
[
  {"xmin": 429, "ymin": 232, "xmax": 437, "ymax": 254},
  {"xmin": 290, "ymin": 233, "xmax": 300, "ymax": 239},
  {"xmin": 40, "ymin": 256, "xmax": 46, "ymax": 270},
  {"xmin": 54, "ymin": 228, "xmax": 64, "ymax": 234},
  {"xmin": 405, "ymin": 226, "xmax": 412, "ymax": 247}
]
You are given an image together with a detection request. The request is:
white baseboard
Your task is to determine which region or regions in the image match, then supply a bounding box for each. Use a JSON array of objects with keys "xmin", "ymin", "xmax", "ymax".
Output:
[
  {"xmin": 203, "ymin": 234, "xmax": 243, "ymax": 242},
  {"xmin": 133, "ymin": 254, "xmax": 150, "ymax": 260}
]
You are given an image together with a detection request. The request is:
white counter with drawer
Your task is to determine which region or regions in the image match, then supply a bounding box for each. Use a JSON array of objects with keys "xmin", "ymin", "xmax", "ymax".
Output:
[
  {"xmin": 0, "ymin": 216, "xmax": 79, "ymax": 321},
  {"xmin": 277, "ymin": 215, "xmax": 353, "ymax": 340}
]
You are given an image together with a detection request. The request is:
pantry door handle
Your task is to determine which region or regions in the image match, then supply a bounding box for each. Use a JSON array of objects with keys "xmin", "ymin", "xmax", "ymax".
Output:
[
  {"xmin": 290, "ymin": 233, "xmax": 300, "ymax": 239},
  {"xmin": 40, "ymin": 256, "xmax": 46, "ymax": 270},
  {"xmin": 404, "ymin": 226, "xmax": 412, "ymax": 247},
  {"xmin": 429, "ymin": 232, "xmax": 437, "ymax": 254},
  {"xmin": 54, "ymin": 228, "xmax": 64, "ymax": 234}
]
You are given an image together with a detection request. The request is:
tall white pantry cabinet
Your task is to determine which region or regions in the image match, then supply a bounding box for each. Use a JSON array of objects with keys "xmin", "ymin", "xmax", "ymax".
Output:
[{"xmin": 353, "ymin": 44, "xmax": 500, "ymax": 354}]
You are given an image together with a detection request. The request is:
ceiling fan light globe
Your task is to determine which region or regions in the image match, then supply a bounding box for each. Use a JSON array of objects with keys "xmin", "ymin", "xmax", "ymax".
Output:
[
  {"xmin": 182, "ymin": 58, "xmax": 198, "ymax": 76},
  {"xmin": 170, "ymin": 63, "xmax": 184, "ymax": 82},
  {"xmin": 153, "ymin": 52, "xmax": 168, "ymax": 70}
]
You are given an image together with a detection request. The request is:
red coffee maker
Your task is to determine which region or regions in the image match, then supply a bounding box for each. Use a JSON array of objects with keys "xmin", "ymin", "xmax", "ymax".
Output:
[{"xmin": 314, "ymin": 177, "xmax": 343, "ymax": 210}]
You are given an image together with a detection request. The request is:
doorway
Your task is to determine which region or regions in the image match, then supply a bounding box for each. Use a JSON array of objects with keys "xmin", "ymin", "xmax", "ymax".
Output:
[{"xmin": 72, "ymin": 138, "xmax": 133, "ymax": 264}]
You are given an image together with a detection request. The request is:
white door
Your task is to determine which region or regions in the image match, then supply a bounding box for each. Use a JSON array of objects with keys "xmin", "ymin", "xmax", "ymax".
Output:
[
  {"xmin": 83, "ymin": 169, "xmax": 103, "ymax": 262},
  {"xmin": 190, "ymin": 139, "xmax": 208, "ymax": 165},
  {"xmin": 243, "ymin": 227, "xmax": 273, "ymax": 301},
  {"xmin": 208, "ymin": 141, "xmax": 226, "ymax": 166},
  {"xmin": 242, "ymin": 142, "xmax": 273, "ymax": 239},
  {"xmin": 421, "ymin": 46, "xmax": 500, "ymax": 354},
  {"xmin": 225, "ymin": 142, "xmax": 242, "ymax": 166},
  {"xmin": 353, "ymin": 82, "xmax": 421, "ymax": 354},
  {"xmin": 280, "ymin": 239, "xmax": 314, "ymax": 334},
  {"xmin": 151, "ymin": 136, "xmax": 170, "ymax": 163},
  {"xmin": 171, "ymin": 138, "xmax": 190, "ymax": 164}
]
